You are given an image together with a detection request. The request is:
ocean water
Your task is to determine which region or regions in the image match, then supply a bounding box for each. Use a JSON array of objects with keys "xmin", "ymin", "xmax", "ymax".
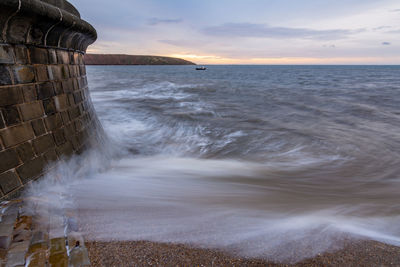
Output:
[{"xmin": 29, "ymin": 65, "xmax": 400, "ymax": 262}]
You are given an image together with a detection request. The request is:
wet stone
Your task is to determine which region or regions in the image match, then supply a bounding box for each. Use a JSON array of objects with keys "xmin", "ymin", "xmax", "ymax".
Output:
[
  {"xmin": 0, "ymin": 223, "xmax": 14, "ymax": 249},
  {"xmin": 13, "ymin": 46, "xmax": 29, "ymax": 65},
  {"xmin": 16, "ymin": 156, "xmax": 46, "ymax": 183},
  {"xmin": 0, "ymin": 86, "xmax": 23, "ymax": 106},
  {"xmin": 30, "ymin": 231, "xmax": 48, "ymax": 247},
  {"xmin": 21, "ymin": 85, "xmax": 37, "ymax": 102},
  {"xmin": 15, "ymin": 142, "xmax": 35, "ymax": 162},
  {"xmin": 0, "ymin": 66, "xmax": 12, "ymax": 86},
  {"xmin": 12, "ymin": 66, "xmax": 35, "ymax": 84},
  {"xmin": 0, "ymin": 123, "xmax": 35, "ymax": 148},
  {"xmin": 37, "ymin": 82, "xmax": 55, "ymax": 100},
  {"xmin": 49, "ymin": 238, "xmax": 68, "ymax": 267},
  {"xmin": 48, "ymin": 49, "xmax": 57, "ymax": 64},
  {"xmin": 5, "ymin": 251, "xmax": 25, "ymax": 267},
  {"xmin": 0, "ymin": 171, "xmax": 21, "ymax": 195},
  {"xmin": 12, "ymin": 229, "xmax": 31, "ymax": 243},
  {"xmin": 69, "ymin": 245, "xmax": 90, "ymax": 267},
  {"xmin": 31, "ymin": 119, "xmax": 46, "ymax": 136},
  {"xmin": 14, "ymin": 216, "xmax": 32, "ymax": 231},
  {"xmin": 26, "ymin": 250, "xmax": 46, "ymax": 267},
  {"xmin": 0, "ymin": 45, "xmax": 14, "ymax": 64},
  {"xmin": 2, "ymin": 106, "xmax": 21, "ymax": 126},
  {"xmin": 19, "ymin": 101, "xmax": 44, "ymax": 121},
  {"xmin": 29, "ymin": 47, "xmax": 48, "ymax": 64},
  {"xmin": 67, "ymin": 232, "xmax": 84, "ymax": 249},
  {"xmin": 8, "ymin": 240, "xmax": 29, "ymax": 254},
  {"xmin": 0, "ymin": 149, "xmax": 20, "ymax": 174}
]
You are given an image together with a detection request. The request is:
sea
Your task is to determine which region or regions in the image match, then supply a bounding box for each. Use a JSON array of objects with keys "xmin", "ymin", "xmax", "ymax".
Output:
[{"xmin": 29, "ymin": 65, "xmax": 400, "ymax": 262}]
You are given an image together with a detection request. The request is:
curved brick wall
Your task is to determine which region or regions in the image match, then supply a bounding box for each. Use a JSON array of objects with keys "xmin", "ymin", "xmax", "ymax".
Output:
[{"xmin": 0, "ymin": 0, "xmax": 102, "ymax": 199}]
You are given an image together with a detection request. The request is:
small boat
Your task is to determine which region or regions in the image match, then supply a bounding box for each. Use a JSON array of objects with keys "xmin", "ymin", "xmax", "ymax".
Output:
[{"xmin": 196, "ymin": 66, "xmax": 207, "ymax": 70}]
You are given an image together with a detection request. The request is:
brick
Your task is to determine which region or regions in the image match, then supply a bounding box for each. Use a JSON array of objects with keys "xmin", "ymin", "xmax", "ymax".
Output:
[
  {"xmin": 13, "ymin": 65, "xmax": 35, "ymax": 84},
  {"xmin": 0, "ymin": 44, "xmax": 14, "ymax": 64},
  {"xmin": 0, "ymin": 171, "xmax": 21, "ymax": 195},
  {"xmin": 68, "ymin": 106, "xmax": 81, "ymax": 120},
  {"xmin": 64, "ymin": 123, "xmax": 75, "ymax": 138},
  {"xmin": 74, "ymin": 119, "xmax": 84, "ymax": 132},
  {"xmin": 77, "ymin": 53, "xmax": 83, "ymax": 64},
  {"xmin": 0, "ymin": 149, "xmax": 20, "ymax": 173},
  {"xmin": 0, "ymin": 66, "xmax": 12, "ymax": 86},
  {"xmin": 49, "ymin": 65, "xmax": 62, "ymax": 81},
  {"xmin": 35, "ymin": 65, "xmax": 49, "ymax": 82},
  {"xmin": 44, "ymin": 149, "xmax": 58, "ymax": 163},
  {"xmin": 0, "ymin": 86, "xmax": 23, "ymax": 106},
  {"xmin": 73, "ymin": 91, "xmax": 83, "ymax": 104},
  {"xmin": 29, "ymin": 47, "xmax": 48, "ymax": 64},
  {"xmin": 21, "ymin": 84, "xmax": 37, "ymax": 102},
  {"xmin": 56, "ymin": 50, "xmax": 69, "ymax": 64},
  {"xmin": 53, "ymin": 81, "xmax": 63, "ymax": 94},
  {"xmin": 79, "ymin": 65, "xmax": 86, "ymax": 76},
  {"xmin": 0, "ymin": 123, "xmax": 35, "ymax": 148},
  {"xmin": 19, "ymin": 101, "xmax": 44, "ymax": 121},
  {"xmin": 60, "ymin": 65, "xmax": 69, "ymax": 79},
  {"xmin": 0, "ymin": 111, "xmax": 5, "ymax": 129},
  {"xmin": 60, "ymin": 111, "xmax": 70, "ymax": 124},
  {"xmin": 14, "ymin": 45, "xmax": 29, "ymax": 64},
  {"xmin": 68, "ymin": 65, "xmax": 76, "ymax": 77},
  {"xmin": 61, "ymin": 79, "xmax": 73, "ymax": 93},
  {"xmin": 69, "ymin": 52, "xmax": 78, "ymax": 65},
  {"xmin": 67, "ymin": 93, "xmax": 75, "ymax": 105},
  {"xmin": 37, "ymin": 82, "xmax": 55, "ymax": 99},
  {"xmin": 44, "ymin": 114, "xmax": 63, "ymax": 131},
  {"xmin": 53, "ymin": 129, "xmax": 66, "ymax": 146},
  {"xmin": 31, "ymin": 119, "xmax": 46, "ymax": 136},
  {"xmin": 2, "ymin": 106, "xmax": 21, "ymax": 126},
  {"xmin": 56, "ymin": 141, "xmax": 74, "ymax": 157},
  {"xmin": 42, "ymin": 98, "xmax": 56, "ymax": 115},
  {"xmin": 54, "ymin": 94, "xmax": 69, "ymax": 111},
  {"xmin": 16, "ymin": 142, "xmax": 35, "ymax": 161},
  {"xmin": 48, "ymin": 49, "xmax": 57, "ymax": 64},
  {"xmin": 32, "ymin": 134, "xmax": 54, "ymax": 155},
  {"xmin": 16, "ymin": 156, "xmax": 46, "ymax": 182}
]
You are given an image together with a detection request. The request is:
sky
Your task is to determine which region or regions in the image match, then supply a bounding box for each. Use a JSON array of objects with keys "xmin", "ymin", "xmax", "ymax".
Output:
[{"xmin": 68, "ymin": 0, "xmax": 400, "ymax": 64}]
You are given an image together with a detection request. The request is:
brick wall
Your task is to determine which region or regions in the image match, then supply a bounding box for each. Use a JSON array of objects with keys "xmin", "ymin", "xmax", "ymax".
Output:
[{"xmin": 0, "ymin": 0, "xmax": 101, "ymax": 200}]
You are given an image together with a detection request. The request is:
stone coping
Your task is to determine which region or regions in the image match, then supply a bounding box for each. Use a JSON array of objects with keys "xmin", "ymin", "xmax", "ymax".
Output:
[
  {"xmin": 0, "ymin": 0, "xmax": 96, "ymax": 52},
  {"xmin": 40, "ymin": 0, "xmax": 81, "ymax": 17}
]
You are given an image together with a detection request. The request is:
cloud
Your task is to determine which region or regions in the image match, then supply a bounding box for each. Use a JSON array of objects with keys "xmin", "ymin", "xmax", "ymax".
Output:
[
  {"xmin": 202, "ymin": 23, "xmax": 364, "ymax": 40},
  {"xmin": 382, "ymin": 42, "xmax": 391, "ymax": 45},
  {"xmin": 390, "ymin": 9, "xmax": 400, "ymax": 12},
  {"xmin": 373, "ymin": 26, "xmax": 392, "ymax": 31},
  {"xmin": 158, "ymin": 39, "xmax": 204, "ymax": 47},
  {"xmin": 148, "ymin": 18, "xmax": 182, "ymax": 26},
  {"xmin": 322, "ymin": 44, "xmax": 336, "ymax": 48},
  {"xmin": 386, "ymin": 29, "xmax": 400, "ymax": 34}
]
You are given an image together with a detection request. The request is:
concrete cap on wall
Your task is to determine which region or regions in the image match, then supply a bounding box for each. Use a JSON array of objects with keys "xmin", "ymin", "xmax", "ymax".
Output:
[
  {"xmin": 0, "ymin": 0, "xmax": 96, "ymax": 52},
  {"xmin": 39, "ymin": 0, "xmax": 81, "ymax": 18}
]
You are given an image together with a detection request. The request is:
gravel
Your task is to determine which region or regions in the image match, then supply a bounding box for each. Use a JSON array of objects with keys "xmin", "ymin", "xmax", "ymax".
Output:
[{"xmin": 86, "ymin": 239, "xmax": 400, "ymax": 267}]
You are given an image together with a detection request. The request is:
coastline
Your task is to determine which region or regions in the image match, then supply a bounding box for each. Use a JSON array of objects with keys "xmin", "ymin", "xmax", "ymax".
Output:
[{"xmin": 86, "ymin": 239, "xmax": 400, "ymax": 266}]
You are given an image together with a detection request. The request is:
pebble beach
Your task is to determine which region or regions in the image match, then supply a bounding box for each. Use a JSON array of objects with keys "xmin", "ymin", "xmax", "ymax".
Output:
[{"xmin": 86, "ymin": 240, "xmax": 400, "ymax": 267}]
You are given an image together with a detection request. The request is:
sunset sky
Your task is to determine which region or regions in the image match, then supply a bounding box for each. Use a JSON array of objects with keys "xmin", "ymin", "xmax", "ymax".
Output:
[{"xmin": 69, "ymin": 0, "xmax": 400, "ymax": 64}]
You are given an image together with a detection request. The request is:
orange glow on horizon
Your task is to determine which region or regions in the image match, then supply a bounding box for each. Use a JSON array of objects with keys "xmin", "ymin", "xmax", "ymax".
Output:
[{"xmin": 168, "ymin": 54, "xmax": 400, "ymax": 65}]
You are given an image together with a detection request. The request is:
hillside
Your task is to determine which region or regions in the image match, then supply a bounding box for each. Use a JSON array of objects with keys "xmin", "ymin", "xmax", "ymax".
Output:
[{"xmin": 84, "ymin": 54, "xmax": 196, "ymax": 65}]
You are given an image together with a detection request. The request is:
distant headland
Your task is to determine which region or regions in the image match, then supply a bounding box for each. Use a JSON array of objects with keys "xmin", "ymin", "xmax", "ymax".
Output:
[{"xmin": 84, "ymin": 54, "xmax": 196, "ymax": 65}]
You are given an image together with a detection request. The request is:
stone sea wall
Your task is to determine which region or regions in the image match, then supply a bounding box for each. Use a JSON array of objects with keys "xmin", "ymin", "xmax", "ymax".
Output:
[{"xmin": 0, "ymin": 0, "xmax": 102, "ymax": 200}]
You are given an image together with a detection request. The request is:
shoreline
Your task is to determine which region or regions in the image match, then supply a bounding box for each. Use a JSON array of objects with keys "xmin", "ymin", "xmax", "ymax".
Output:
[{"xmin": 85, "ymin": 239, "xmax": 400, "ymax": 266}]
